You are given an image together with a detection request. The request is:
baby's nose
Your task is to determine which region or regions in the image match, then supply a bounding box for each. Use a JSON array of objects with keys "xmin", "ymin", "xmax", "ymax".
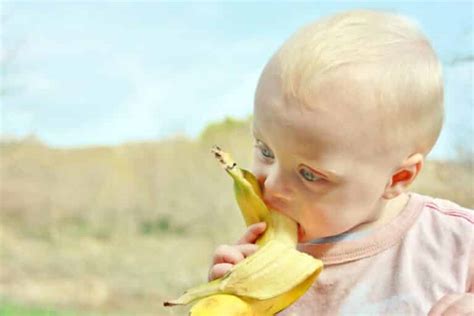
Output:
[
  {"xmin": 261, "ymin": 172, "xmax": 292, "ymax": 205},
  {"xmin": 263, "ymin": 186, "xmax": 291, "ymax": 204}
]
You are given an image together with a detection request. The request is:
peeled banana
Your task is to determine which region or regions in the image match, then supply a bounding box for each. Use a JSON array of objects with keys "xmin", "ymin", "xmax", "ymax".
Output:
[{"xmin": 163, "ymin": 146, "xmax": 323, "ymax": 315}]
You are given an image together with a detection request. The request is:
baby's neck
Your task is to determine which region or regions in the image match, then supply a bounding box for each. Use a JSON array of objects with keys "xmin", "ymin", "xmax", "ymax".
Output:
[
  {"xmin": 306, "ymin": 194, "xmax": 410, "ymax": 244},
  {"xmin": 351, "ymin": 193, "xmax": 410, "ymax": 233}
]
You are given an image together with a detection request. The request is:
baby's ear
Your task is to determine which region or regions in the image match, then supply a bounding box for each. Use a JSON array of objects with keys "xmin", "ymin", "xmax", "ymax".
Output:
[{"xmin": 383, "ymin": 153, "xmax": 424, "ymax": 199}]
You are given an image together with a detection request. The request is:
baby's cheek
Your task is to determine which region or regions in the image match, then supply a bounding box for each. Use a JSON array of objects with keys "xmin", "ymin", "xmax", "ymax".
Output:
[
  {"xmin": 250, "ymin": 158, "xmax": 267, "ymax": 179},
  {"xmin": 250, "ymin": 169, "xmax": 266, "ymax": 190},
  {"xmin": 307, "ymin": 202, "xmax": 354, "ymax": 232}
]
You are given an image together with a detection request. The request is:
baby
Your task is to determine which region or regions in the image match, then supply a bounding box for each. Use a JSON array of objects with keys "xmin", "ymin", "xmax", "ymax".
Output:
[{"xmin": 208, "ymin": 9, "xmax": 473, "ymax": 315}]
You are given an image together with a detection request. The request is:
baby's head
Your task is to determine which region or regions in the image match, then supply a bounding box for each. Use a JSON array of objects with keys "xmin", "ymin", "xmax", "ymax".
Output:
[{"xmin": 251, "ymin": 10, "xmax": 443, "ymax": 241}]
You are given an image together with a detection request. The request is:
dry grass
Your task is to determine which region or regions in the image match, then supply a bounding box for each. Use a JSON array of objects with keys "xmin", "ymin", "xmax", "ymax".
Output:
[{"xmin": 0, "ymin": 116, "xmax": 472, "ymax": 315}]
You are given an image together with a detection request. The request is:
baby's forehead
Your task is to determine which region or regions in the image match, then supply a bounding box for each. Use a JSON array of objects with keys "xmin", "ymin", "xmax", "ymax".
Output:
[
  {"xmin": 274, "ymin": 63, "xmax": 386, "ymax": 120},
  {"xmin": 258, "ymin": 62, "xmax": 389, "ymax": 131},
  {"xmin": 255, "ymin": 85, "xmax": 386, "ymax": 160}
]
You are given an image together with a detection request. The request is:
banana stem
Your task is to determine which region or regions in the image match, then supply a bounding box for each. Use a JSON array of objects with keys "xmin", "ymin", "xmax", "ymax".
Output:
[{"xmin": 164, "ymin": 278, "xmax": 222, "ymax": 306}]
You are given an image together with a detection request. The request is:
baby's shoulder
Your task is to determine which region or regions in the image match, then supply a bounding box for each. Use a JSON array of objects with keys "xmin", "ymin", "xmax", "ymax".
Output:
[
  {"xmin": 419, "ymin": 193, "xmax": 473, "ymax": 224},
  {"xmin": 410, "ymin": 192, "xmax": 473, "ymax": 242}
]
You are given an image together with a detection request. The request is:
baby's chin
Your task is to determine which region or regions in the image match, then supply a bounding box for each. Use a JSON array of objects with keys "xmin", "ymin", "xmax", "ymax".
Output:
[{"xmin": 297, "ymin": 224, "xmax": 354, "ymax": 243}]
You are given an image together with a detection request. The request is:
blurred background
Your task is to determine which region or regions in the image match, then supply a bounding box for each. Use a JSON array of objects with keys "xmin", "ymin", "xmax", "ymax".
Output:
[{"xmin": 0, "ymin": 1, "xmax": 472, "ymax": 315}]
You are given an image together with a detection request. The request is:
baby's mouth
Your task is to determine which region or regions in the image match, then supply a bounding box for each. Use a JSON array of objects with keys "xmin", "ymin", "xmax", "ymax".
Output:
[{"xmin": 297, "ymin": 223, "xmax": 305, "ymax": 242}]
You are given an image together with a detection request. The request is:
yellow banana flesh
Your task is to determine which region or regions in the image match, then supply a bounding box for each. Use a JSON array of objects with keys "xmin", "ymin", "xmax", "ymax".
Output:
[
  {"xmin": 190, "ymin": 267, "xmax": 320, "ymax": 316},
  {"xmin": 190, "ymin": 294, "xmax": 255, "ymax": 316},
  {"xmin": 163, "ymin": 146, "xmax": 323, "ymax": 315}
]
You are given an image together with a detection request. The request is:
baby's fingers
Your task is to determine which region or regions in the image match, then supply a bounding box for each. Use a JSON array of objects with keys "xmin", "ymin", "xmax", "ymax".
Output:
[
  {"xmin": 208, "ymin": 222, "xmax": 266, "ymax": 282},
  {"xmin": 212, "ymin": 244, "xmax": 258, "ymax": 265},
  {"xmin": 208, "ymin": 244, "xmax": 259, "ymax": 281},
  {"xmin": 208, "ymin": 263, "xmax": 233, "ymax": 281},
  {"xmin": 236, "ymin": 222, "xmax": 267, "ymax": 245}
]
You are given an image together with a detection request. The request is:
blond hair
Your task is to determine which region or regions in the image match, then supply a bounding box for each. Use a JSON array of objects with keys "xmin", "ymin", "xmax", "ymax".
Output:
[{"xmin": 273, "ymin": 10, "xmax": 444, "ymax": 155}]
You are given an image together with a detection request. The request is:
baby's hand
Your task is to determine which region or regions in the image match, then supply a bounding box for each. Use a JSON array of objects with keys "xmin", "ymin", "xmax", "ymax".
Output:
[
  {"xmin": 208, "ymin": 222, "xmax": 267, "ymax": 281},
  {"xmin": 428, "ymin": 293, "xmax": 474, "ymax": 316}
]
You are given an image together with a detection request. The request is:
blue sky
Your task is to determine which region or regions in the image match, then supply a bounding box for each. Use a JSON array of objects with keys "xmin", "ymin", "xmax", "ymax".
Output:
[{"xmin": 1, "ymin": 1, "xmax": 472, "ymax": 159}]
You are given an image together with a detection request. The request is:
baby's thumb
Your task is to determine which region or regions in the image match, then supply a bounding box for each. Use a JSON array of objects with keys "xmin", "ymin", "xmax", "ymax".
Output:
[{"xmin": 236, "ymin": 222, "xmax": 267, "ymax": 245}]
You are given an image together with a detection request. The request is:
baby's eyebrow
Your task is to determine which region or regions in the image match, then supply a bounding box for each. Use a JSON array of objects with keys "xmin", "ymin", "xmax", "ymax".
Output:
[
  {"xmin": 305, "ymin": 162, "xmax": 342, "ymax": 181},
  {"xmin": 251, "ymin": 125, "xmax": 257, "ymax": 136},
  {"xmin": 252, "ymin": 126, "xmax": 342, "ymax": 180},
  {"xmin": 251, "ymin": 126, "xmax": 259, "ymax": 138},
  {"xmin": 324, "ymin": 170, "xmax": 341, "ymax": 180}
]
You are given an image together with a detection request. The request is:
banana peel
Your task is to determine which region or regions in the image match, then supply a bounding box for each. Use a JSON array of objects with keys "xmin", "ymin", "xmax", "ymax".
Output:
[{"xmin": 164, "ymin": 146, "xmax": 323, "ymax": 315}]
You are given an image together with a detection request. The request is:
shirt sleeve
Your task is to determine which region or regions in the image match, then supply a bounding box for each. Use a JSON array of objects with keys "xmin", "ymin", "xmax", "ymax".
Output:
[{"xmin": 468, "ymin": 232, "xmax": 474, "ymax": 292}]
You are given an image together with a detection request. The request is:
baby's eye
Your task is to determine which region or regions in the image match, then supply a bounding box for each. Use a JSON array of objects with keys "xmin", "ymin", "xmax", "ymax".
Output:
[
  {"xmin": 299, "ymin": 167, "xmax": 320, "ymax": 182},
  {"xmin": 260, "ymin": 145, "xmax": 274, "ymax": 159},
  {"xmin": 255, "ymin": 141, "xmax": 274, "ymax": 159}
]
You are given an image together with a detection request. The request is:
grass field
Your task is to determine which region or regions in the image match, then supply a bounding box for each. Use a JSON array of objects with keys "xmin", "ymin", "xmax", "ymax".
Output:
[
  {"xmin": 1, "ymin": 117, "xmax": 472, "ymax": 315},
  {"xmin": 0, "ymin": 300, "xmax": 109, "ymax": 316}
]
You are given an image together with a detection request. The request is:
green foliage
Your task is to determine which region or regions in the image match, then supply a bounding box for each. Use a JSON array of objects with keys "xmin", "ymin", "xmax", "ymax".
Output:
[
  {"xmin": 0, "ymin": 300, "xmax": 101, "ymax": 316},
  {"xmin": 139, "ymin": 215, "xmax": 187, "ymax": 236}
]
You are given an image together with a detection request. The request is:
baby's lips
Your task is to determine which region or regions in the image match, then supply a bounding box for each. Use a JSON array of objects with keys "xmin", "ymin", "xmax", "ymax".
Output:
[{"xmin": 297, "ymin": 223, "xmax": 305, "ymax": 242}]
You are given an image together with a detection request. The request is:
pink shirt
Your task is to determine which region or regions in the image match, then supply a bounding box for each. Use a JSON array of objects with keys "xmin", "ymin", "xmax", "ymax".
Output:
[{"xmin": 279, "ymin": 193, "xmax": 474, "ymax": 315}]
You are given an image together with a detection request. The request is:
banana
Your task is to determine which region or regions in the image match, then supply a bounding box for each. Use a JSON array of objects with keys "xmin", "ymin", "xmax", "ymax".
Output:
[{"xmin": 163, "ymin": 146, "xmax": 323, "ymax": 315}]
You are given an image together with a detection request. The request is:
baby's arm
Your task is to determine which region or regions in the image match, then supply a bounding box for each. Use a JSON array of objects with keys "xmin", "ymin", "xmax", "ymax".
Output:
[
  {"xmin": 208, "ymin": 222, "xmax": 266, "ymax": 281},
  {"xmin": 428, "ymin": 293, "xmax": 474, "ymax": 315},
  {"xmin": 428, "ymin": 243, "xmax": 474, "ymax": 315}
]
